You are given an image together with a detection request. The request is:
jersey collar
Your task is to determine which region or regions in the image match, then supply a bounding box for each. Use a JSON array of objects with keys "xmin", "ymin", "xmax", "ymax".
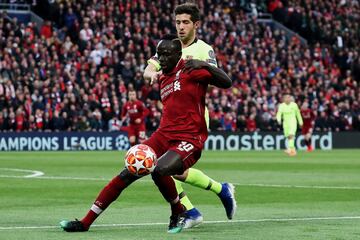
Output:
[
  {"xmin": 183, "ymin": 38, "xmax": 198, "ymax": 49},
  {"xmin": 163, "ymin": 59, "xmax": 185, "ymax": 76}
]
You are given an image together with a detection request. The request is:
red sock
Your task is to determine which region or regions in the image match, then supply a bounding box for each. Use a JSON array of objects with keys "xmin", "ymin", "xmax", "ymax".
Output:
[
  {"xmin": 171, "ymin": 201, "xmax": 185, "ymax": 216},
  {"xmin": 152, "ymin": 174, "xmax": 184, "ymax": 215},
  {"xmin": 81, "ymin": 175, "xmax": 127, "ymax": 229}
]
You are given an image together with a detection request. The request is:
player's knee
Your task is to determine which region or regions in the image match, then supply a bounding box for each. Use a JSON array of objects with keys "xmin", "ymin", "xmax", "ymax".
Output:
[
  {"xmin": 173, "ymin": 169, "xmax": 189, "ymax": 181},
  {"xmin": 153, "ymin": 162, "xmax": 183, "ymax": 176},
  {"xmin": 153, "ymin": 164, "xmax": 172, "ymax": 176},
  {"xmin": 129, "ymin": 136, "xmax": 136, "ymax": 146},
  {"xmin": 119, "ymin": 168, "xmax": 140, "ymax": 185}
]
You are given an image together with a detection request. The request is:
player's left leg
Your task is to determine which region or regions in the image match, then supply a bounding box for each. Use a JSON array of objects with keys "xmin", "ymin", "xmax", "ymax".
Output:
[
  {"xmin": 174, "ymin": 179, "xmax": 203, "ymax": 228},
  {"xmin": 153, "ymin": 141, "xmax": 207, "ymax": 232},
  {"xmin": 152, "ymin": 150, "xmax": 188, "ymax": 233},
  {"xmin": 305, "ymin": 130, "xmax": 313, "ymax": 152},
  {"xmin": 287, "ymin": 134, "xmax": 297, "ymax": 156},
  {"xmin": 175, "ymin": 168, "xmax": 237, "ymax": 220},
  {"xmin": 127, "ymin": 126, "xmax": 137, "ymax": 146},
  {"xmin": 137, "ymin": 124, "xmax": 147, "ymax": 144},
  {"xmin": 187, "ymin": 108, "xmax": 235, "ymax": 219},
  {"xmin": 139, "ymin": 132, "xmax": 186, "ymax": 233},
  {"xmin": 284, "ymin": 124, "xmax": 297, "ymax": 156}
]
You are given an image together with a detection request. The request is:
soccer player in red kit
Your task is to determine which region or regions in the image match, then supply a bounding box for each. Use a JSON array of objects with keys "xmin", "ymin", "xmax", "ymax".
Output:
[
  {"xmin": 301, "ymin": 101, "xmax": 316, "ymax": 152},
  {"xmin": 121, "ymin": 90, "xmax": 149, "ymax": 146},
  {"xmin": 60, "ymin": 35, "xmax": 231, "ymax": 233}
]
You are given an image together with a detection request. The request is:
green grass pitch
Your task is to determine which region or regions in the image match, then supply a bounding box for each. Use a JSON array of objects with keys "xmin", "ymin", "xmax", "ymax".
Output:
[{"xmin": 0, "ymin": 150, "xmax": 360, "ymax": 240}]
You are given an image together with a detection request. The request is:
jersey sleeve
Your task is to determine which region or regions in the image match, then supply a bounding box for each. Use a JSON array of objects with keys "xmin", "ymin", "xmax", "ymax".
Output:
[
  {"xmin": 147, "ymin": 53, "xmax": 161, "ymax": 71},
  {"xmin": 201, "ymin": 44, "xmax": 218, "ymax": 67},
  {"xmin": 190, "ymin": 69, "xmax": 212, "ymax": 83},
  {"xmin": 121, "ymin": 104, "xmax": 127, "ymax": 119},
  {"xmin": 140, "ymin": 102, "xmax": 150, "ymax": 120}
]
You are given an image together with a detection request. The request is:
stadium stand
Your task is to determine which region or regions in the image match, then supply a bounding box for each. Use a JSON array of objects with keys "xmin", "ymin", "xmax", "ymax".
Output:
[{"xmin": 0, "ymin": 0, "xmax": 359, "ymax": 132}]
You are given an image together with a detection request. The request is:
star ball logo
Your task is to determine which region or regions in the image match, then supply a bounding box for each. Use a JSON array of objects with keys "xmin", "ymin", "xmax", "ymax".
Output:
[{"xmin": 115, "ymin": 135, "xmax": 130, "ymax": 150}]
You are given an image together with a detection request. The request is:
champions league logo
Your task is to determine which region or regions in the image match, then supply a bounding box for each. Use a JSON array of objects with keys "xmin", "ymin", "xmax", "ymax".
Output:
[{"xmin": 115, "ymin": 135, "xmax": 130, "ymax": 150}]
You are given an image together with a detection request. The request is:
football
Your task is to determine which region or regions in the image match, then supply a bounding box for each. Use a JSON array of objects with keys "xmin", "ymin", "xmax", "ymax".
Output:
[{"xmin": 124, "ymin": 144, "xmax": 157, "ymax": 176}]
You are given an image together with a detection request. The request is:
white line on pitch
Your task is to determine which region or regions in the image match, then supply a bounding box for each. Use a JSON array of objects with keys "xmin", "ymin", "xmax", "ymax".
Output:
[
  {"xmin": 234, "ymin": 183, "xmax": 360, "ymax": 190},
  {"xmin": 0, "ymin": 168, "xmax": 44, "ymax": 178},
  {"xmin": 1, "ymin": 174, "xmax": 359, "ymax": 190},
  {"xmin": 0, "ymin": 216, "xmax": 360, "ymax": 230}
]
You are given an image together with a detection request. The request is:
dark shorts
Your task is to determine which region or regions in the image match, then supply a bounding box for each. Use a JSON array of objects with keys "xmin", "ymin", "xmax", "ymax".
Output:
[{"xmin": 142, "ymin": 131, "xmax": 202, "ymax": 170}]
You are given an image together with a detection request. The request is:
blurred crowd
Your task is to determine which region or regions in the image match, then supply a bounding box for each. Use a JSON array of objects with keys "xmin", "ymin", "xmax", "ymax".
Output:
[{"xmin": 0, "ymin": 0, "xmax": 359, "ymax": 133}]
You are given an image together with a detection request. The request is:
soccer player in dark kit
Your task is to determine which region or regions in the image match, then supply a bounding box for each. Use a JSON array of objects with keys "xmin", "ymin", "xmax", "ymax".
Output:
[
  {"xmin": 121, "ymin": 90, "xmax": 149, "ymax": 146},
  {"xmin": 144, "ymin": 3, "xmax": 237, "ymax": 227},
  {"xmin": 60, "ymin": 35, "xmax": 232, "ymax": 233},
  {"xmin": 300, "ymin": 101, "xmax": 316, "ymax": 152}
]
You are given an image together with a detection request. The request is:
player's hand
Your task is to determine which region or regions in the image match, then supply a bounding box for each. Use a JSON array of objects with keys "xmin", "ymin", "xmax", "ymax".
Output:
[
  {"xmin": 184, "ymin": 59, "xmax": 208, "ymax": 73},
  {"xmin": 135, "ymin": 118, "xmax": 141, "ymax": 124},
  {"xmin": 150, "ymin": 71, "xmax": 162, "ymax": 85}
]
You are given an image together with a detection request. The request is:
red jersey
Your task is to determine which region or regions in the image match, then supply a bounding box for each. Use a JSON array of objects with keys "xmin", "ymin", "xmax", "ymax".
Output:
[
  {"xmin": 157, "ymin": 59, "xmax": 211, "ymax": 148},
  {"xmin": 301, "ymin": 109, "xmax": 315, "ymax": 127},
  {"xmin": 121, "ymin": 100, "xmax": 148, "ymax": 125}
]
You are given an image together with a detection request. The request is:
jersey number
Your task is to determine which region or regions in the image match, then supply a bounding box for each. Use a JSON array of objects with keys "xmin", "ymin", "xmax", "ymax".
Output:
[{"xmin": 177, "ymin": 141, "xmax": 194, "ymax": 152}]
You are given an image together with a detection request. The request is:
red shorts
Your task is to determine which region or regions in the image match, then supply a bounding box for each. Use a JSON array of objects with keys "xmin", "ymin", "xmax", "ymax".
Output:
[
  {"xmin": 142, "ymin": 131, "xmax": 202, "ymax": 171},
  {"xmin": 301, "ymin": 125, "xmax": 313, "ymax": 135},
  {"xmin": 122, "ymin": 124, "xmax": 147, "ymax": 141}
]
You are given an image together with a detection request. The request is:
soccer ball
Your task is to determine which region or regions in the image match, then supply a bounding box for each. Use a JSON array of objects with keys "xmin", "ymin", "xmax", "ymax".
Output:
[{"xmin": 124, "ymin": 144, "xmax": 157, "ymax": 176}]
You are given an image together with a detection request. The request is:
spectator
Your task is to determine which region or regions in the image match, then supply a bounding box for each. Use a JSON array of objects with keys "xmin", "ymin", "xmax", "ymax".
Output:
[{"xmin": 40, "ymin": 20, "xmax": 53, "ymax": 39}]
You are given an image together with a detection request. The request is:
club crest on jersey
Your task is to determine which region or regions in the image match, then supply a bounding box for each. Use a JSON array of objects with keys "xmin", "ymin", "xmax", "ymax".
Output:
[
  {"xmin": 174, "ymin": 81, "xmax": 181, "ymax": 91},
  {"xmin": 173, "ymin": 70, "xmax": 181, "ymax": 92},
  {"xmin": 160, "ymin": 70, "xmax": 182, "ymax": 100}
]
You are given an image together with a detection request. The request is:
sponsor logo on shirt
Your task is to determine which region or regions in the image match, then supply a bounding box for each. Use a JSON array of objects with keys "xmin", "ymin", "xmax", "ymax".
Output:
[{"xmin": 160, "ymin": 70, "xmax": 182, "ymax": 100}]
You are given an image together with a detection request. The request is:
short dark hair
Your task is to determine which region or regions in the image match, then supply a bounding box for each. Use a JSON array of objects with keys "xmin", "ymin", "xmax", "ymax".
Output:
[
  {"xmin": 160, "ymin": 34, "xmax": 182, "ymax": 52},
  {"xmin": 174, "ymin": 3, "xmax": 200, "ymax": 22}
]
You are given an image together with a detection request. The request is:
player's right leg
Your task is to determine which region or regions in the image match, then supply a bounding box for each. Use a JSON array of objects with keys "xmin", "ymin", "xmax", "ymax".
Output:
[
  {"xmin": 60, "ymin": 169, "xmax": 141, "ymax": 232},
  {"xmin": 128, "ymin": 126, "xmax": 137, "ymax": 146},
  {"xmin": 305, "ymin": 131, "xmax": 313, "ymax": 152},
  {"xmin": 137, "ymin": 124, "xmax": 147, "ymax": 144},
  {"xmin": 287, "ymin": 134, "xmax": 297, "ymax": 156}
]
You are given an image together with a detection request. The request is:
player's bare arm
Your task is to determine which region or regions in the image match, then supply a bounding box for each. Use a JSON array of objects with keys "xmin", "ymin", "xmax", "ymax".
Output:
[{"xmin": 184, "ymin": 59, "xmax": 232, "ymax": 88}]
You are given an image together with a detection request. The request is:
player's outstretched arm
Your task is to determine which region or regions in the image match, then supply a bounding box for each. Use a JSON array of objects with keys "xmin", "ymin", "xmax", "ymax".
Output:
[{"xmin": 184, "ymin": 59, "xmax": 232, "ymax": 88}]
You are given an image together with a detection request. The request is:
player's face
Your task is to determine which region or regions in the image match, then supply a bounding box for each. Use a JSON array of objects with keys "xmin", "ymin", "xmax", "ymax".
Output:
[
  {"xmin": 175, "ymin": 14, "xmax": 198, "ymax": 45},
  {"xmin": 284, "ymin": 95, "xmax": 291, "ymax": 104},
  {"xmin": 302, "ymin": 102, "xmax": 309, "ymax": 109},
  {"xmin": 157, "ymin": 41, "xmax": 181, "ymax": 73},
  {"xmin": 128, "ymin": 91, "xmax": 137, "ymax": 101}
]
